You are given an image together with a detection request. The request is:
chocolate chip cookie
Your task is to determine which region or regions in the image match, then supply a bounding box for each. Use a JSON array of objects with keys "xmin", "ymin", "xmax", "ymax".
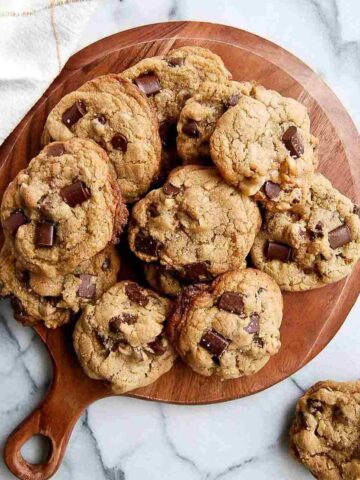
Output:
[
  {"xmin": 290, "ymin": 380, "xmax": 360, "ymax": 480},
  {"xmin": 210, "ymin": 85, "xmax": 318, "ymax": 210},
  {"xmin": 73, "ymin": 281, "xmax": 176, "ymax": 394},
  {"xmin": 177, "ymin": 80, "xmax": 254, "ymax": 165},
  {"xmin": 167, "ymin": 268, "xmax": 283, "ymax": 380},
  {"xmin": 0, "ymin": 243, "xmax": 120, "ymax": 328},
  {"xmin": 123, "ymin": 46, "xmax": 231, "ymax": 179},
  {"xmin": 1, "ymin": 138, "xmax": 127, "ymax": 278},
  {"xmin": 42, "ymin": 75, "xmax": 161, "ymax": 203},
  {"xmin": 251, "ymin": 174, "xmax": 360, "ymax": 291},
  {"xmin": 128, "ymin": 165, "xmax": 261, "ymax": 282}
]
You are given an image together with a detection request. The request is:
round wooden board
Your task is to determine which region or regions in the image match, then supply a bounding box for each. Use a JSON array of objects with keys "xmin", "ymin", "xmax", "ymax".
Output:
[{"xmin": 1, "ymin": 21, "xmax": 360, "ymax": 480}]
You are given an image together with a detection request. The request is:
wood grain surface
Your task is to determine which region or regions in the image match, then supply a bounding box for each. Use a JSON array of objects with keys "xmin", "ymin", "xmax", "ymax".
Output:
[{"xmin": 1, "ymin": 22, "xmax": 359, "ymax": 480}]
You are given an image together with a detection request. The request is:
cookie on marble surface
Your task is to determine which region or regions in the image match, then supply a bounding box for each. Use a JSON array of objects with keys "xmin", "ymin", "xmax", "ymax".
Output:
[
  {"xmin": 42, "ymin": 75, "xmax": 161, "ymax": 203},
  {"xmin": 251, "ymin": 174, "xmax": 360, "ymax": 291},
  {"xmin": 290, "ymin": 380, "xmax": 360, "ymax": 480},
  {"xmin": 210, "ymin": 85, "xmax": 318, "ymax": 210},
  {"xmin": 177, "ymin": 80, "xmax": 255, "ymax": 165},
  {"xmin": 128, "ymin": 165, "xmax": 261, "ymax": 282},
  {"xmin": 1, "ymin": 138, "xmax": 127, "ymax": 278},
  {"xmin": 167, "ymin": 268, "xmax": 283, "ymax": 380},
  {"xmin": 123, "ymin": 46, "xmax": 231, "ymax": 179},
  {"xmin": 0, "ymin": 243, "xmax": 120, "ymax": 328},
  {"xmin": 73, "ymin": 281, "xmax": 176, "ymax": 394}
]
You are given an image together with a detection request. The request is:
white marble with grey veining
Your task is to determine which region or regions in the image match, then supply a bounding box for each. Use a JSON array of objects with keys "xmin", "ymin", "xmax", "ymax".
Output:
[{"xmin": 1, "ymin": 0, "xmax": 360, "ymax": 478}]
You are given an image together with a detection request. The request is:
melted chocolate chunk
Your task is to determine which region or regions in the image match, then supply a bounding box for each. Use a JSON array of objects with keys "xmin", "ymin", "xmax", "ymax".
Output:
[
  {"xmin": 199, "ymin": 329, "xmax": 230, "ymax": 358},
  {"xmin": 46, "ymin": 143, "xmax": 65, "ymax": 157},
  {"xmin": 218, "ymin": 292, "xmax": 244, "ymax": 315},
  {"xmin": 263, "ymin": 181, "xmax": 281, "ymax": 199},
  {"xmin": 135, "ymin": 232, "xmax": 161, "ymax": 257},
  {"xmin": 111, "ymin": 134, "xmax": 128, "ymax": 152},
  {"xmin": 182, "ymin": 119, "xmax": 199, "ymax": 137},
  {"xmin": 125, "ymin": 282, "xmax": 148, "ymax": 306},
  {"xmin": 148, "ymin": 336, "xmax": 166, "ymax": 355},
  {"xmin": 35, "ymin": 222, "xmax": 55, "ymax": 247},
  {"xmin": 96, "ymin": 114, "xmax": 106, "ymax": 124},
  {"xmin": 266, "ymin": 241, "xmax": 292, "ymax": 262},
  {"xmin": 109, "ymin": 313, "xmax": 138, "ymax": 332},
  {"xmin": 135, "ymin": 73, "xmax": 161, "ymax": 95},
  {"xmin": 62, "ymin": 100, "xmax": 87, "ymax": 127},
  {"xmin": 307, "ymin": 399, "xmax": 323, "ymax": 414},
  {"xmin": 45, "ymin": 296, "xmax": 61, "ymax": 307},
  {"xmin": 163, "ymin": 182, "xmax": 181, "ymax": 197},
  {"xmin": 244, "ymin": 313, "xmax": 260, "ymax": 334},
  {"xmin": 328, "ymin": 224, "xmax": 352, "ymax": 249},
  {"xmin": 101, "ymin": 258, "xmax": 111, "ymax": 271},
  {"xmin": 227, "ymin": 94, "xmax": 240, "ymax": 107},
  {"xmin": 309, "ymin": 221, "xmax": 324, "ymax": 241},
  {"xmin": 147, "ymin": 203, "xmax": 159, "ymax": 218},
  {"xmin": 60, "ymin": 181, "xmax": 91, "ymax": 207},
  {"xmin": 3, "ymin": 210, "xmax": 28, "ymax": 236},
  {"xmin": 77, "ymin": 274, "xmax": 96, "ymax": 299},
  {"xmin": 167, "ymin": 57, "xmax": 184, "ymax": 67},
  {"xmin": 253, "ymin": 334, "xmax": 264, "ymax": 348},
  {"xmin": 159, "ymin": 121, "xmax": 177, "ymax": 149},
  {"xmin": 183, "ymin": 262, "xmax": 212, "ymax": 282},
  {"xmin": 282, "ymin": 126, "xmax": 304, "ymax": 158}
]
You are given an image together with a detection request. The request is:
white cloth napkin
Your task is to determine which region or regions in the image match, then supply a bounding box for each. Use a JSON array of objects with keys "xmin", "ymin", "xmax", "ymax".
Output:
[{"xmin": 0, "ymin": 0, "xmax": 101, "ymax": 144}]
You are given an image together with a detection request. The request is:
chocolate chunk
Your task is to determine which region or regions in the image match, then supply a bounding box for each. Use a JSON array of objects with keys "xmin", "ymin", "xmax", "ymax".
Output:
[
  {"xmin": 309, "ymin": 221, "xmax": 324, "ymax": 241},
  {"xmin": 227, "ymin": 94, "xmax": 240, "ymax": 107},
  {"xmin": 109, "ymin": 313, "xmax": 138, "ymax": 332},
  {"xmin": 46, "ymin": 143, "xmax": 65, "ymax": 157},
  {"xmin": 135, "ymin": 232, "xmax": 161, "ymax": 257},
  {"xmin": 218, "ymin": 292, "xmax": 244, "ymax": 315},
  {"xmin": 328, "ymin": 224, "xmax": 352, "ymax": 249},
  {"xmin": 148, "ymin": 336, "xmax": 166, "ymax": 355},
  {"xmin": 353, "ymin": 205, "xmax": 360, "ymax": 218},
  {"xmin": 183, "ymin": 262, "xmax": 212, "ymax": 282},
  {"xmin": 62, "ymin": 100, "xmax": 87, "ymax": 127},
  {"xmin": 163, "ymin": 182, "xmax": 181, "ymax": 197},
  {"xmin": 35, "ymin": 222, "xmax": 55, "ymax": 247},
  {"xmin": 182, "ymin": 120, "xmax": 199, "ymax": 137},
  {"xmin": 111, "ymin": 134, "xmax": 128, "ymax": 152},
  {"xmin": 96, "ymin": 114, "xmax": 106, "ymax": 124},
  {"xmin": 125, "ymin": 282, "xmax": 148, "ymax": 306},
  {"xmin": 244, "ymin": 313, "xmax": 260, "ymax": 334},
  {"xmin": 307, "ymin": 399, "xmax": 323, "ymax": 414},
  {"xmin": 147, "ymin": 203, "xmax": 159, "ymax": 218},
  {"xmin": 101, "ymin": 258, "xmax": 111, "ymax": 271},
  {"xmin": 167, "ymin": 57, "xmax": 184, "ymax": 67},
  {"xmin": 77, "ymin": 274, "xmax": 96, "ymax": 299},
  {"xmin": 3, "ymin": 210, "xmax": 28, "ymax": 236},
  {"xmin": 135, "ymin": 73, "xmax": 161, "ymax": 95},
  {"xmin": 263, "ymin": 181, "xmax": 281, "ymax": 199},
  {"xmin": 199, "ymin": 329, "xmax": 230, "ymax": 357},
  {"xmin": 44, "ymin": 296, "xmax": 61, "ymax": 307},
  {"xmin": 282, "ymin": 126, "xmax": 304, "ymax": 158},
  {"xmin": 159, "ymin": 121, "xmax": 177, "ymax": 148},
  {"xmin": 60, "ymin": 181, "xmax": 90, "ymax": 207},
  {"xmin": 253, "ymin": 334, "xmax": 264, "ymax": 348},
  {"xmin": 266, "ymin": 241, "xmax": 292, "ymax": 262}
]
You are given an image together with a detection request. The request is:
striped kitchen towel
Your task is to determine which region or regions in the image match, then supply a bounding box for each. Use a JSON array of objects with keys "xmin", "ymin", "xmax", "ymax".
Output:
[{"xmin": 0, "ymin": 0, "xmax": 101, "ymax": 144}]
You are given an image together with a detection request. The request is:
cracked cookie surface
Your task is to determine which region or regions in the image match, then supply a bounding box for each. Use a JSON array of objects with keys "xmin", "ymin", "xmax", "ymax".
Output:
[
  {"xmin": 123, "ymin": 46, "xmax": 231, "ymax": 180},
  {"xmin": 42, "ymin": 75, "xmax": 161, "ymax": 203},
  {"xmin": 177, "ymin": 80, "xmax": 254, "ymax": 165},
  {"xmin": 128, "ymin": 165, "xmax": 261, "ymax": 282},
  {"xmin": 290, "ymin": 380, "xmax": 360, "ymax": 480},
  {"xmin": 251, "ymin": 174, "xmax": 360, "ymax": 291},
  {"xmin": 210, "ymin": 85, "xmax": 318, "ymax": 210},
  {"xmin": 0, "ymin": 243, "xmax": 120, "ymax": 328},
  {"xmin": 1, "ymin": 138, "xmax": 127, "ymax": 278},
  {"xmin": 167, "ymin": 268, "xmax": 283, "ymax": 380},
  {"xmin": 73, "ymin": 281, "xmax": 176, "ymax": 394}
]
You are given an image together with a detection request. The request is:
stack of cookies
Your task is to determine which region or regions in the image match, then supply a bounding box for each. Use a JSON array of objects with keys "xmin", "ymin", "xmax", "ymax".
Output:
[{"xmin": 1, "ymin": 46, "xmax": 359, "ymax": 400}]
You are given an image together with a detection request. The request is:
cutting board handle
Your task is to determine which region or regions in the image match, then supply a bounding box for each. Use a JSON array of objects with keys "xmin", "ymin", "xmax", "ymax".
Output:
[{"xmin": 4, "ymin": 377, "xmax": 85, "ymax": 480}]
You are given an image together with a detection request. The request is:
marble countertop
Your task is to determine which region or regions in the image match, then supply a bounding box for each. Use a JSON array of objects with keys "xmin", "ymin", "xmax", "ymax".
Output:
[{"xmin": 1, "ymin": 0, "xmax": 359, "ymax": 479}]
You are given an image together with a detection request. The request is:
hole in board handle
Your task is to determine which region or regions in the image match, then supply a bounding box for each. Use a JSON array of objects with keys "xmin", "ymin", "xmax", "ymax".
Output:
[{"xmin": 20, "ymin": 434, "xmax": 52, "ymax": 465}]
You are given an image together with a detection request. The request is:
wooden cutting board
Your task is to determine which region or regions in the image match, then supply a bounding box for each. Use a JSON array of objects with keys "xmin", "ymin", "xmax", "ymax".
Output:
[{"xmin": 1, "ymin": 21, "xmax": 359, "ymax": 480}]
